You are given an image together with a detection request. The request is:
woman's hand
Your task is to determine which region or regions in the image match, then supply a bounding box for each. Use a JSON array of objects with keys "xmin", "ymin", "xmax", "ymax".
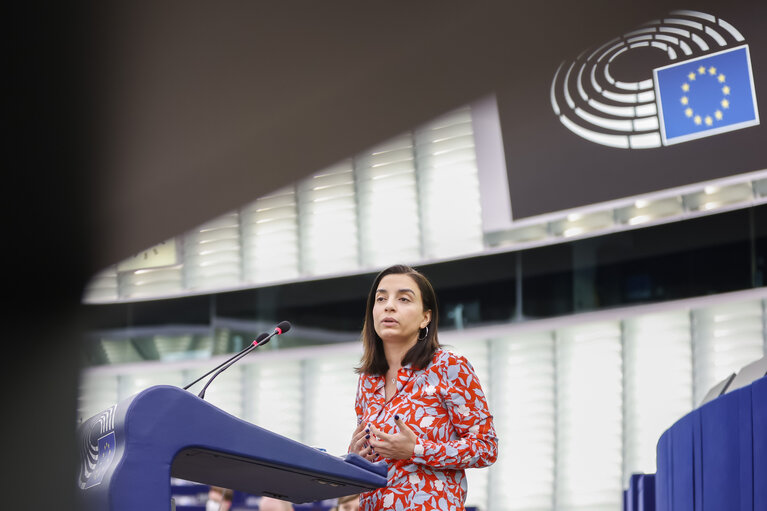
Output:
[
  {"xmin": 368, "ymin": 415, "xmax": 417, "ymax": 460},
  {"xmin": 349, "ymin": 421, "xmax": 376, "ymax": 462}
]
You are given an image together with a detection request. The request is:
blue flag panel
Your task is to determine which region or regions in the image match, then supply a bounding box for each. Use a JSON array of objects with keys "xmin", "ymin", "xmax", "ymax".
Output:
[
  {"xmin": 654, "ymin": 45, "xmax": 759, "ymax": 145},
  {"xmin": 93, "ymin": 432, "xmax": 116, "ymax": 486}
]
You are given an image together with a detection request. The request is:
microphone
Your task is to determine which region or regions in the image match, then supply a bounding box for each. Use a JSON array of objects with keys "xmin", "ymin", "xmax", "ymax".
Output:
[
  {"xmin": 263, "ymin": 320, "xmax": 291, "ymax": 344},
  {"xmin": 182, "ymin": 332, "xmax": 269, "ymax": 391},
  {"xmin": 197, "ymin": 321, "xmax": 292, "ymax": 399}
]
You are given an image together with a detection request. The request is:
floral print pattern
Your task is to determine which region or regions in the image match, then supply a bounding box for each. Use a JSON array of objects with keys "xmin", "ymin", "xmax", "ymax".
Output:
[{"xmin": 354, "ymin": 349, "xmax": 498, "ymax": 511}]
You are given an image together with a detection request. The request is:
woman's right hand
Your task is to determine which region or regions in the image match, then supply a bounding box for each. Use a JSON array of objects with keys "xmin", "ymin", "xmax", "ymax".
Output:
[{"xmin": 349, "ymin": 421, "xmax": 376, "ymax": 461}]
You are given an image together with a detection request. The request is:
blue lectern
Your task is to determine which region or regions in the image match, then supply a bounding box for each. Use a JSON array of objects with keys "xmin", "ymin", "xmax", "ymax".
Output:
[
  {"xmin": 76, "ymin": 385, "xmax": 387, "ymax": 511},
  {"xmin": 654, "ymin": 374, "xmax": 766, "ymax": 511},
  {"xmin": 624, "ymin": 374, "xmax": 766, "ymax": 511}
]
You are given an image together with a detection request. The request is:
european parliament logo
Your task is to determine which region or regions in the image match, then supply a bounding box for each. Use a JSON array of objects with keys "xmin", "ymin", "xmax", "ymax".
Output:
[
  {"xmin": 78, "ymin": 405, "xmax": 118, "ymax": 490},
  {"xmin": 86, "ymin": 432, "xmax": 117, "ymax": 488},
  {"xmin": 655, "ymin": 46, "xmax": 758, "ymax": 144},
  {"xmin": 550, "ymin": 10, "xmax": 760, "ymax": 149}
]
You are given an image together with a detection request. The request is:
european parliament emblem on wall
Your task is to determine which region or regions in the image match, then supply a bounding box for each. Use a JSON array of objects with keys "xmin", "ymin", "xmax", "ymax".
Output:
[
  {"xmin": 655, "ymin": 46, "xmax": 758, "ymax": 144},
  {"xmin": 550, "ymin": 10, "xmax": 759, "ymax": 149}
]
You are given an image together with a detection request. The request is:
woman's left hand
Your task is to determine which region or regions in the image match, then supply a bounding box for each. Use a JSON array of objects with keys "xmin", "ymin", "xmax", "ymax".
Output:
[{"xmin": 368, "ymin": 415, "xmax": 417, "ymax": 460}]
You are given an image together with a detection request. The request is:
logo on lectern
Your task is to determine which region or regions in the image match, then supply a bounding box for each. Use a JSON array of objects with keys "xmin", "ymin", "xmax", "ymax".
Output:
[
  {"xmin": 78, "ymin": 405, "xmax": 118, "ymax": 489},
  {"xmin": 551, "ymin": 10, "xmax": 759, "ymax": 149}
]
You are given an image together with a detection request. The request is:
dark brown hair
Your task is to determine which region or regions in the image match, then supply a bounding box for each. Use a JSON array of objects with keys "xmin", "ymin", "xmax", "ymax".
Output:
[
  {"xmin": 337, "ymin": 494, "xmax": 359, "ymax": 505},
  {"xmin": 356, "ymin": 264, "xmax": 440, "ymax": 375},
  {"xmin": 209, "ymin": 487, "xmax": 233, "ymax": 502}
]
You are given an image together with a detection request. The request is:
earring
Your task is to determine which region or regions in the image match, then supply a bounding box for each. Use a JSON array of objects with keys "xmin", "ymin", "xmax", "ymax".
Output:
[{"xmin": 418, "ymin": 325, "xmax": 429, "ymax": 341}]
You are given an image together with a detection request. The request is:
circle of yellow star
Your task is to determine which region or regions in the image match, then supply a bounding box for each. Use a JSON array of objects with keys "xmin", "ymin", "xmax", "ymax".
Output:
[{"xmin": 680, "ymin": 63, "xmax": 732, "ymax": 128}]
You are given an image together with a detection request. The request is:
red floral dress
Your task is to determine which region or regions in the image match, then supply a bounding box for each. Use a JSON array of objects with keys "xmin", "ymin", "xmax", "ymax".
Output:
[{"xmin": 354, "ymin": 349, "xmax": 498, "ymax": 511}]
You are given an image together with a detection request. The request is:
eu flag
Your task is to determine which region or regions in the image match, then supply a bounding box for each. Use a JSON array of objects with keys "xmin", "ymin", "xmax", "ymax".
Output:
[
  {"xmin": 92, "ymin": 432, "xmax": 116, "ymax": 486},
  {"xmin": 654, "ymin": 45, "xmax": 759, "ymax": 145}
]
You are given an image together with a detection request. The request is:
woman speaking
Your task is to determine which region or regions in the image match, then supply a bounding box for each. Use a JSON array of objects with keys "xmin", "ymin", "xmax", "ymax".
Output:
[{"xmin": 349, "ymin": 265, "xmax": 497, "ymax": 511}]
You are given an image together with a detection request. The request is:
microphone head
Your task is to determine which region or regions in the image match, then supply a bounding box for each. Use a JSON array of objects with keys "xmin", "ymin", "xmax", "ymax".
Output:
[
  {"xmin": 275, "ymin": 320, "xmax": 292, "ymax": 335},
  {"xmin": 252, "ymin": 332, "xmax": 269, "ymax": 346}
]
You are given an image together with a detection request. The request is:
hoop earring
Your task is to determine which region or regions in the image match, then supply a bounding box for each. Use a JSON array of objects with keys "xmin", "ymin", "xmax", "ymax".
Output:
[{"xmin": 418, "ymin": 325, "xmax": 429, "ymax": 341}]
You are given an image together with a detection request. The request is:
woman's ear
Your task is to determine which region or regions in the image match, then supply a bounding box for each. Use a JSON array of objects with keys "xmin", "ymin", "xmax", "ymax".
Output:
[{"xmin": 421, "ymin": 309, "xmax": 432, "ymax": 329}]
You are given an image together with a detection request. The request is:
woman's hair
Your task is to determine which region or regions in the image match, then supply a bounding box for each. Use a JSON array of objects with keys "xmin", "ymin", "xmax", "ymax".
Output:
[
  {"xmin": 330, "ymin": 494, "xmax": 359, "ymax": 511},
  {"xmin": 209, "ymin": 487, "xmax": 233, "ymax": 502},
  {"xmin": 356, "ymin": 264, "xmax": 440, "ymax": 375},
  {"xmin": 337, "ymin": 494, "xmax": 359, "ymax": 505}
]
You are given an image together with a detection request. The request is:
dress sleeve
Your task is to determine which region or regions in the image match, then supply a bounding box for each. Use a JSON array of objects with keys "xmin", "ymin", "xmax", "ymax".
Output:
[
  {"xmin": 410, "ymin": 354, "xmax": 498, "ymax": 469},
  {"xmin": 349, "ymin": 375, "xmax": 365, "ymax": 455},
  {"xmin": 354, "ymin": 374, "xmax": 365, "ymax": 423}
]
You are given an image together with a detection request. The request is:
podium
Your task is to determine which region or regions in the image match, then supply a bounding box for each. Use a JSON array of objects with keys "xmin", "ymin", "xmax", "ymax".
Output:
[
  {"xmin": 76, "ymin": 385, "xmax": 387, "ymax": 511},
  {"xmin": 654, "ymin": 374, "xmax": 766, "ymax": 511},
  {"xmin": 623, "ymin": 374, "xmax": 766, "ymax": 511}
]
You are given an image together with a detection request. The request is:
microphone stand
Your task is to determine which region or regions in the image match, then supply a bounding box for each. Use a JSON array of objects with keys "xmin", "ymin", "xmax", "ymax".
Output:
[
  {"xmin": 196, "ymin": 321, "xmax": 291, "ymax": 400},
  {"xmin": 182, "ymin": 332, "xmax": 268, "ymax": 391},
  {"xmin": 197, "ymin": 343, "xmax": 260, "ymax": 399}
]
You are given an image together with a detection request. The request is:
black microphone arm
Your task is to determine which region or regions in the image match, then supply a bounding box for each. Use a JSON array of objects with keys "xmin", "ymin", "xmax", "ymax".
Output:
[
  {"xmin": 197, "ymin": 321, "xmax": 292, "ymax": 400},
  {"xmin": 182, "ymin": 332, "xmax": 269, "ymax": 391}
]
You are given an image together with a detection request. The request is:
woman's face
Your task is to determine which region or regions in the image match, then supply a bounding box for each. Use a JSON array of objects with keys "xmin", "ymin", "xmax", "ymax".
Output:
[{"xmin": 373, "ymin": 273, "xmax": 431, "ymax": 345}]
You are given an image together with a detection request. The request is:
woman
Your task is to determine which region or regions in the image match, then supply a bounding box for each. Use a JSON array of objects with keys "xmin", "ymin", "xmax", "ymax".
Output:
[{"xmin": 349, "ymin": 265, "xmax": 497, "ymax": 511}]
